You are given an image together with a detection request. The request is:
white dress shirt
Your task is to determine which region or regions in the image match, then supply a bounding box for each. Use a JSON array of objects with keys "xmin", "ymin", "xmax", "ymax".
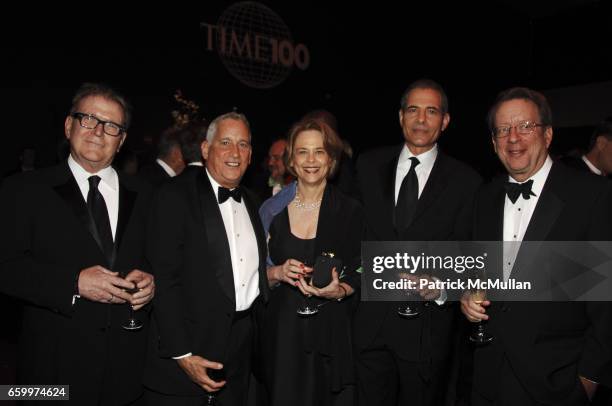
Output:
[
  {"xmin": 502, "ymin": 156, "xmax": 553, "ymax": 281},
  {"xmin": 582, "ymin": 155, "xmax": 602, "ymax": 175},
  {"xmin": 156, "ymin": 158, "xmax": 177, "ymax": 177},
  {"xmin": 394, "ymin": 144, "xmax": 438, "ymax": 204},
  {"xmin": 394, "ymin": 144, "xmax": 446, "ymax": 304},
  {"xmin": 173, "ymin": 171, "xmax": 262, "ymax": 360},
  {"xmin": 68, "ymin": 155, "xmax": 119, "ymax": 240},
  {"xmin": 206, "ymin": 170, "xmax": 260, "ymax": 311}
]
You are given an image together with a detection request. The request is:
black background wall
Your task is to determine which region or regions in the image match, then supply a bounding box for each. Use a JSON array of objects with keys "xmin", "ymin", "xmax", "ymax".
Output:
[{"xmin": 1, "ymin": 0, "xmax": 611, "ymax": 179}]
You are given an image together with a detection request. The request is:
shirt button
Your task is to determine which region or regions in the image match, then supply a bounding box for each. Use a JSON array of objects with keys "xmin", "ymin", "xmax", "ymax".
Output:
[
  {"xmin": 507, "ymin": 262, "xmax": 511, "ymax": 265},
  {"xmin": 240, "ymin": 258, "xmax": 243, "ymax": 262},
  {"xmin": 518, "ymin": 208, "xmax": 521, "ymax": 211},
  {"xmin": 237, "ymin": 233, "xmax": 240, "ymax": 238},
  {"xmin": 513, "ymin": 235, "xmax": 517, "ymax": 238},
  {"xmin": 242, "ymin": 283, "xmax": 245, "ymax": 287}
]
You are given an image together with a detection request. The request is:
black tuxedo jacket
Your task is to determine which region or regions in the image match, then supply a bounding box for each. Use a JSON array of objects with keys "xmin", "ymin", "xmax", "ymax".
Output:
[
  {"xmin": 472, "ymin": 162, "xmax": 612, "ymax": 404},
  {"xmin": 561, "ymin": 155, "xmax": 592, "ymax": 174},
  {"xmin": 138, "ymin": 161, "xmax": 171, "ymax": 187},
  {"xmin": 353, "ymin": 144, "xmax": 482, "ymax": 361},
  {"xmin": 143, "ymin": 167, "xmax": 270, "ymax": 396},
  {"xmin": 0, "ymin": 162, "xmax": 153, "ymax": 405}
]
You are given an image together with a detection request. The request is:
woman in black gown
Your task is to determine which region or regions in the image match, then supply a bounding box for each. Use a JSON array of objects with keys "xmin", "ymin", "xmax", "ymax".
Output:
[{"xmin": 258, "ymin": 117, "xmax": 364, "ymax": 406}]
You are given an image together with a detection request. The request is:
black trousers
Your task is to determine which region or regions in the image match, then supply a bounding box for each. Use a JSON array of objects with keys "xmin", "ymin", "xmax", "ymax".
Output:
[
  {"xmin": 145, "ymin": 312, "xmax": 254, "ymax": 406},
  {"xmin": 355, "ymin": 313, "xmax": 451, "ymax": 406},
  {"xmin": 471, "ymin": 356, "xmax": 591, "ymax": 406}
]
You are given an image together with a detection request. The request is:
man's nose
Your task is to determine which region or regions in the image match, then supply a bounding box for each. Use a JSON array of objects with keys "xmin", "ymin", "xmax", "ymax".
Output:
[
  {"xmin": 507, "ymin": 126, "xmax": 521, "ymax": 142},
  {"xmin": 417, "ymin": 109, "xmax": 426, "ymax": 123},
  {"xmin": 93, "ymin": 122, "xmax": 105, "ymax": 137}
]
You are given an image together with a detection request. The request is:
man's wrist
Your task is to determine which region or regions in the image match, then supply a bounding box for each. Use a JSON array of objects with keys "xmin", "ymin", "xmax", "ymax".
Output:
[
  {"xmin": 72, "ymin": 270, "xmax": 82, "ymax": 305},
  {"xmin": 337, "ymin": 284, "xmax": 348, "ymax": 301},
  {"xmin": 173, "ymin": 352, "xmax": 193, "ymax": 360}
]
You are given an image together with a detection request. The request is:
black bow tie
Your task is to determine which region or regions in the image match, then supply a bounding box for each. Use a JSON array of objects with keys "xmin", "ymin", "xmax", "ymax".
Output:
[
  {"xmin": 504, "ymin": 180, "xmax": 536, "ymax": 204},
  {"xmin": 218, "ymin": 186, "xmax": 242, "ymax": 204}
]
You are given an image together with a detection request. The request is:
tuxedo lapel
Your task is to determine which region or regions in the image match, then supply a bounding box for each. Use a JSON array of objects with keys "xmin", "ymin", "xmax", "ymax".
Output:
[
  {"xmin": 510, "ymin": 165, "xmax": 564, "ymax": 285},
  {"xmin": 522, "ymin": 164, "xmax": 564, "ymax": 242},
  {"xmin": 52, "ymin": 164, "xmax": 109, "ymax": 266},
  {"xmin": 197, "ymin": 171, "xmax": 235, "ymax": 305},
  {"xmin": 115, "ymin": 178, "xmax": 137, "ymax": 259},
  {"xmin": 413, "ymin": 152, "xmax": 449, "ymax": 221},
  {"xmin": 382, "ymin": 146, "xmax": 401, "ymax": 237}
]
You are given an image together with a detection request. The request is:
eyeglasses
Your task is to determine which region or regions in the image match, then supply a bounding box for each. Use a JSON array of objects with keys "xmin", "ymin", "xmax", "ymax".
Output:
[
  {"xmin": 71, "ymin": 112, "xmax": 126, "ymax": 136},
  {"xmin": 492, "ymin": 121, "xmax": 545, "ymax": 139}
]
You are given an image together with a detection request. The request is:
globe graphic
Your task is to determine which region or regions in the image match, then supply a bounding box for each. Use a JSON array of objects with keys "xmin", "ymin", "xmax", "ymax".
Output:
[{"xmin": 217, "ymin": 2, "xmax": 293, "ymax": 89}]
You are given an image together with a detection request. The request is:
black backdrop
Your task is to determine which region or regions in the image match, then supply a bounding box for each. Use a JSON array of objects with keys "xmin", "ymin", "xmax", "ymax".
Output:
[{"xmin": 2, "ymin": 1, "xmax": 611, "ymax": 180}]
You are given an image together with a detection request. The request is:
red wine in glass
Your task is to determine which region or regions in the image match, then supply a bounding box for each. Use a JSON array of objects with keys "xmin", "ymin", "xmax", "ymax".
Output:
[{"xmin": 296, "ymin": 262, "xmax": 318, "ymax": 316}]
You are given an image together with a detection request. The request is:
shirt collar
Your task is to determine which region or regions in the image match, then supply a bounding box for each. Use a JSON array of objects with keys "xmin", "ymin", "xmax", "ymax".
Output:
[
  {"xmin": 582, "ymin": 155, "xmax": 602, "ymax": 175},
  {"xmin": 398, "ymin": 143, "xmax": 438, "ymax": 171},
  {"xmin": 156, "ymin": 158, "xmax": 177, "ymax": 177},
  {"xmin": 68, "ymin": 154, "xmax": 117, "ymax": 191},
  {"xmin": 206, "ymin": 169, "xmax": 241, "ymax": 203},
  {"xmin": 188, "ymin": 161, "xmax": 204, "ymax": 167},
  {"xmin": 507, "ymin": 155, "xmax": 553, "ymax": 198}
]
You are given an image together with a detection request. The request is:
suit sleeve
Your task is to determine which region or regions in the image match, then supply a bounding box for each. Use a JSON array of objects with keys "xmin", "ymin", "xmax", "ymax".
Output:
[
  {"xmin": 0, "ymin": 177, "xmax": 77, "ymax": 316},
  {"xmin": 578, "ymin": 181, "xmax": 612, "ymax": 386},
  {"xmin": 452, "ymin": 170, "xmax": 482, "ymax": 240},
  {"xmin": 146, "ymin": 184, "xmax": 192, "ymax": 358}
]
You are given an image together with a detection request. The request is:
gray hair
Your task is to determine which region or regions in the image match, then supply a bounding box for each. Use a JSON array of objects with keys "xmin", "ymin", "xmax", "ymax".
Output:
[
  {"xmin": 487, "ymin": 87, "xmax": 552, "ymax": 135},
  {"xmin": 206, "ymin": 112, "xmax": 251, "ymax": 142},
  {"xmin": 71, "ymin": 82, "xmax": 132, "ymax": 128}
]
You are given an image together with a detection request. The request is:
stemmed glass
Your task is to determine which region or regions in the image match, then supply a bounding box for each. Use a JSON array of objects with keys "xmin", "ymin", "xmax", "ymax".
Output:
[
  {"xmin": 397, "ymin": 273, "xmax": 419, "ymax": 318},
  {"xmin": 468, "ymin": 269, "xmax": 493, "ymax": 345},
  {"xmin": 296, "ymin": 260, "xmax": 318, "ymax": 316},
  {"xmin": 120, "ymin": 272, "xmax": 143, "ymax": 331}
]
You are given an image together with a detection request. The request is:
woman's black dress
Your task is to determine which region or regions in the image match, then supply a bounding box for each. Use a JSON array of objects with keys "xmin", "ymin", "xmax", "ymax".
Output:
[{"xmin": 260, "ymin": 207, "xmax": 356, "ymax": 406}]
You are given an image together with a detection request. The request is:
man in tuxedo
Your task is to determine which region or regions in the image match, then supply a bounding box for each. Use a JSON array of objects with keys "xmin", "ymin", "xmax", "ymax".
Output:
[
  {"xmin": 139, "ymin": 127, "xmax": 185, "ymax": 186},
  {"xmin": 562, "ymin": 117, "xmax": 612, "ymax": 178},
  {"xmin": 0, "ymin": 83, "xmax": 155, "ymax": 405},
  {"xmin": 143, "ymin": 112, "xmax": 270, "ymax": 405},
  {"xmin": 248, "ymin": 138, "xmax": 293, "ymax": 203},
  {"xmin": 178, "ymin": 122, "xmax": 207, "ymax": 174},
  {"xmin": 461, "ymin": 87, "xmax": 612, "ymax": 405},
  {"xmin": 353, "ymin": 79, "xmax": 481, "ymax": 406}
]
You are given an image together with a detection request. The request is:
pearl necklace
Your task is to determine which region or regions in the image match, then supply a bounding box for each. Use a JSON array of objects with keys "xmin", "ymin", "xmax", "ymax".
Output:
[{"xmin": 294, "ymin": 192, "xmax": 322, "ymax": 211}]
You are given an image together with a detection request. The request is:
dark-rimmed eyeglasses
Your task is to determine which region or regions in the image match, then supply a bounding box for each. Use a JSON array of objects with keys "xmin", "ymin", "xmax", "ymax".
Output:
[
  {"xmin": 71, "ymin": 112, "xmax": 126, "ymax": 136},
  {"xmin": 492, "ymin": 121, "xmax": 545, "ymax": 139}
]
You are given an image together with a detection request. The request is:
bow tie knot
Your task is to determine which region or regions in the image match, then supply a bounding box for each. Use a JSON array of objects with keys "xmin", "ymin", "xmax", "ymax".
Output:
[
  {"xmin": 504, "ymin": 180, "xmax": 536, "ymax": 204},
  {"xmin": 218, "ymin": 186, "xmax": 242, "ymax": 204}
]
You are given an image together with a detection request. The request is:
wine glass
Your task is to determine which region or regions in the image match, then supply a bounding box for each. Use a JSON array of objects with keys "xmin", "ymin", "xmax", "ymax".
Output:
[
  {"xmin": 296, "ymin": 260, "xmax": 318, "ymax": 317},
  {"xmin": 397, "ymin": 273, "xmax": 419, "ymax": 318},
  {"xmin": 468, "ymin": 270, "xmax": 493, "ymax": 345},
  {"xmin": 204, "ymin": 367, "xmax": 226, "ymax": 405},
  {"xmin": 120, "ymin": 271, "xmax": 143, "ymax": 331}
]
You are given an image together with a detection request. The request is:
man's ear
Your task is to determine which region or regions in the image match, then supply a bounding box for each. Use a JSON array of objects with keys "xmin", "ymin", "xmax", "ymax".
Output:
[
  {"xmin": 201, "ymin": 140, "xmax": 209, "ymax": 160},
  {"xmin": 117, "ymin": 132, "xmax": 127, "ymax": 152},
  {"xmin": 544, "ymin": 126, "xmax": 553, "ymax": 149},
  {"xmin": 64, "ymin": 116, "xmax": 73, "ymax": 140},
  {"xmin": 441, "ymin": 113, "xmax": 450, "ymax": 131}
]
